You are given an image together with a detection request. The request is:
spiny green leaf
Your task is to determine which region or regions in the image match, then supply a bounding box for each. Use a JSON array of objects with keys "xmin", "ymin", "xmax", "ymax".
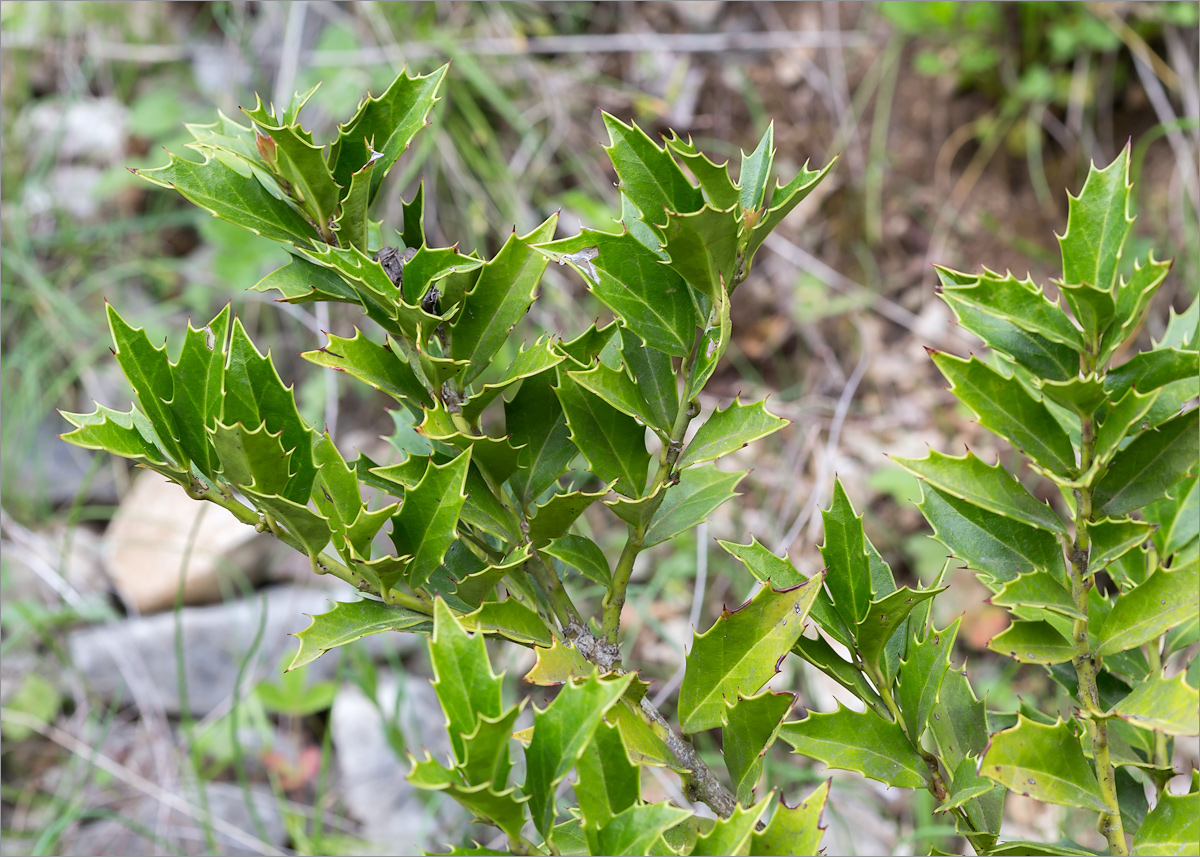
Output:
[
  {"xmin": 1093, "ymin": 408, "xmax": 1199, "ymax": 517},
  {"xmin": 749, "ymin": 782, "xmax": 829, "ymax": 857},
  {"xmin": 554, "ymin": 320, "xmax": 617, "ymax": 368},
  {"xmin": 987, "ymin": 620, "xmax": 1075, "ymax": 664},
  {"xmin": 332, "ymin": 148, "xmax": 379, "ymax": 251},
  {"xmin": 554, "ymin": 372, "xmax": 650, "ymax": 499},
  {"xmin": 240, "ymin": 487, "xmax": 331, "ymax": 558},
  {"xmin": 401, "ymin": 181, "xmax": 425, "ymax": 249},
  {"xmin": 1145, "ymin": 474, "xmax": 1199, "ymax": 560},
  {"xmin": 461, "ymin": 337, "xmax": 563, "ymax": 424},
  {"xmin": 329, "ymin": 64, "xmax": 447, "ymax": 204},
  {"xmin": 1110, "ymin": 669, "xmax": 1200, "ymax": 736},
  {"xmin": 820, "ymin": 479, "xmax": 873, "ymax": 624},
  {"xmin": 59, "ymin": 404, "xmax": 176, "ymax": 473},
  {"xmin": 210, "ymin": 419, "xmax": 295, "ymax": 498},
  {"xmin": 568, "ymin": 359, "xmax": 661, "ymax": 433},
  {"xmin": 169, "ymin": 305, "xmax": 230, "ymax": 479},
  {"xmin": 891, "ymin": 447, "xmax": 1065, "ymax": 534},
  {"xmin": 396, "ymin": 245, "xmax": 483, "ymax": 305},
  {"xmin": 930, "ymin": 351, "xmax": 1076, "ymax": 475},
  {"xmin": 506, "ymin": 370, "xmax": 576, "ymax": 506},
  {"xmin": 429, "ymin": 598, "xmax": 503, "ymax": 761},
  {"xmin": 460, "ymin": 598, "xmax": 553, "ymax": 647},
  {"xmin": 525, "ymin": 637, "xmax": 591, "ymax": 686},
  {"xmin": 416, "ymin": 404, "xmax": 521, "ymax": 486},
  {"xmin": 691, "ymin": 798, "xmax": 771, "ymax": 856},
  {"xmin": 1130, "ymin": 784, "xmax": 1199, "ymax": 856},
  {"xmin": 791, "ymin": 632, "xmax": 886, "ymax": 711},
  {"xmin": 918, "ymin": 484, "xmax": 1064, "ymax": 586},
  {"xmin": 897, "ymin": 618, "xmax": 960, "ymax": 741},
  {"xmin": 679, "ymin": 398, "xmax": 788, "ymax": 469},
  {"xmin": 856, "ymin": 585, "xmax": 944, "ymax": 677},
  {"xmin": 459, "ymin": 704, "xmax": 522, "ymax": 789},
  {"xmin": 389, "ymin": 449, "xmax": 471, "ymax": 589},
  {"xmin": 252, "ymin": 252, "xmax": 361, "ymax": 305},
  {"xmin": 1100, "ymin": 254, "xmax": 1172, "ymax": 364},
  {"xmin": 1089, "ymin": 517, "xmax": 1157, "ymax": 575},
  {"xmin": 1094, "ymin": 387, "xmax": 1161, "ymax": 466},
  {"xmin": 1037, "ymin": 372, "xmax": 1109, "ymax": 414},
  {"xmin": 288, "ymin": 598, "xmax": 429, "ymax": 671},
  {"xmin": 935, "ymin": 267, "xmax": 1087, "ymax": 351},
  {"xmin": 302, "ymin": 328, "xmax": 431, "ymax": 408},
  {"xmin": 1058, "ymin": 145, "xmax": 1133, "ymax": 294},
  {"xmin": 242, "ymin": 99, "xmax": 340, "ymax": 234},
  {"xmin": 739, "ymin": 122, "xmax": 775, "ymax": 214},
  {"xmin": 541, "ymin": 534, "xmax": 611, "ymax": 587},
  {"xmin": 664, "ymin": 131, "xmax": 739, "ymax": 209},
  {"xmin": 526, "ymin": 670, "xmax": 634, "ymax": 837},
  {"xmin": 1104, "ymin": 347, "xmax": 1200, "ymax": 424},
  {"xmin": 660, "ymin": 204, "xmax": 740, "ymax": 305},
  {"xmin": 527, "ymin": 487, "xmax": 609, "ymax": 547},
  {"xmin": 937, "ymin": 756, "xmax": 998, "ymax": 814},
  {"xmin": 586, "ymin": 803, "xmax": 692, "ymax": 857},
  {"xmin": 574, "ymin": 720, "xmax": 640, "ymax": 830},
  {"xmin": 617, "ymin": 327, "xmax": 679, "ymax": 432},
  {"xmin": 134, "ymin": 149, "xmax": 317, "ymax": 245},
  {"xmin": 930, "ymin": 668, "xmax": 1004, "ymax": 843},
  {"xmin": 1096, "ymin": 560, "xmax": 1200, "ymax": 656},
  {"xmin": 991, "ymin": 570, "xmax": 1084, "ymax": 621},
  {"xmin": 780, "ymin": 703, "xmax": 928, "ymax": 790},
  {"xmin": 450, "ymin": 214, "xmax": 558, "ymax": 384},
  {"xmin": 686, "ymin": 289, "xmax": 731, "ymax": 400},
  {"xmin": 602, "ymin": 112, "xmax": 703, "ymax": 226},
  {"xmin": 980, "ymin": 715, "xmax": 1108, "ymax": 812},
  {"xmin": 408, "ymin": 754, "xmax": 528, "ymax": 843},
  {"xmin": 643, "ymin": 465, "xmax": 746, "ymax": 547},
  {"xmin": 743, "ymin": 158, "xmax": 837, "ymax": 262},
  {"xmin": 1058, "ymin": 280, "xmax": 1117, "ymax": 343},
  {"xmin": 722, "ymin": 690, "xmax": 794, "ymax": 804},
  {"xmin": 678, "ymin": 574, "xmax": 824, "ymax": 733},
  {"xmin": 536, "ymin": 229, "xmax": 703, "ymax": 357}
]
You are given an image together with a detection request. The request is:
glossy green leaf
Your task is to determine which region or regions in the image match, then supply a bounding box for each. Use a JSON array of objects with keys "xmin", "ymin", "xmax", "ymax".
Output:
[
  {"xmin": 617, "ymin": 327, "xmax": 679, "ymax": 432},
  {"xmin": 397, "ymin": 245, "xmax": 483, "ymax": 305},
  {"xmin": 536, "ymin": 229, "xmax": 702, "ymax": 357},
  {"xmin": 527, "ymin": 487, "xmax": 608, "ymax": 546},
  {"xmin": 429, "ymin": 598, "xmax": 504, "ymax": 764},
  {"xmin": 1095, "ymin": 387, "xmax": 1161, "ymax": 468},
  {"xmin": 820, "ymin": 479, "xmax": 873, "ymax": 624},
  {"xmin": 526, "ymin": 670, "xmax": 633, "ymax": 837},
  {"xmin": 780, "ymin": 703, "xmax": 928, "ymax": 789},
  {"xmin": 930, "ymin": 668, "xmax": 1004, "ymax": 844},
  {"xmin": 555, "ymin": 373, "xmax": 650, "ymax": 498},
  {"xmin": 288, "ymin": 598, "xmax": 430, "ymax": 671},
  {"xmin": 739, "ymin": 122, "xmax": 775, "ymax": 213},
  {"xmin": 938, "ymin": 289, "xmax": 1077, "ymax": 382},
  {"xmin": 930, "ymin": 351, "xmax": 1075, "ymax": 474},
  {"xmin": 1093, "ymin": 408, "xmax": 1199, "ymax": 517},
  {"xmin": 459, "ymin": 704, "xmax": 522, "ymax": 789},
  {"xmin": 329, "ymin": 64, "xmax": 447, "ymax": 204},
  {"xmin": 897, "ymin": 618, "xmax": 960, "ymax": 741},
  {"xmin": 692, "ymin": 799, "xmax": 770, "ymax": 857},
  {"xmin": 609, "ymin": 698, "xmax": 678, "ymax": 769},
  {"xmin": 416, "ymin": 405, "xmax": 521, "ymax": 486},
  {"xmin": 918, "ymin": 485, "xmax": 1064, "ymax": 586},
  {"xmin": 574, "ymin": 720, "xmax": 640, "ymax": 829},
  {"xmin": 524, "ymin": 638, "xmax": 592, "ymax": 686},
  {"xmin": 586, "ymin": 803, "xmax": 692, "ymax": 857},
  {"xmin": 389, "ymin": 449, "xmax": 471, "ymax": 589},
  {"xmin": 935, "ymin": 267, "xmax": 1086, "ymax": 351},
  {"xmin": 568, "ymin": 359, "xmax": 661, "ymax": 433},
  {"xmin": 980, "ymin": 716, "xmax": 1108, "ymax": 812},
  {"xmin": 663, "ymin": 131, "xmax": 740, "ymax": 210},
  {"xmin": 331, "ymin": 147, "xmax": 378, "ymax": 251},
  {"xmin": 1131, "ymin": 786, "xmax": 1200, "ymax": 856},
  {"xmin": 939, "ymin": 756, "xmax": 998, "ymax": 814},
  {"xmin": 1089, "ymin": 517, "xmax": 1156, "ymax": 574},
  {"xmin": 602, "ymin": 112, "xmax": 703, "ymax": 226},
  {"xmin": 450, "ymin": 214, "xmax": 557, "ymax": 384},
  {"xmin": 169, "ymin": 306, "xmax": 230, "ymax": 478},
  {"xmin": 856, "ymin": 585, "xmax": 944, "ymax": 677},
  {"xmin": 987, "ymin": 620, "xmax": 1075, "ymax": 664},
  {"xmin": 986, "ymin": 842, "xmax": 1098, "ymax": 857},
  {"xmin": 643, "ymin": 465, "xmax": 745, "ymax": 547},
  {"xmin": 1058, "ymin": 146, "xmax": 1132, "ymax": 294},
  {"xmin": 991, "ymin": 570, "xmax": 1084, "ymax": 621},
  {"xmin": 791, "ymin": 632, "xmax": 885, "ymax": 711},
  {"xmin": 743, "ymin": 158, "xmax": 836, "ymax": 261},
  {"xmin": 686, "ymin": 290, "xmax": 731, "ymax": 400},
  {"xmin": 678, "ymin": 574, "xmax": 824, "ymax": 732},
  {"xmin": 505, "ymin": 370, "xmax": 576, "ymax": 506},
  {"xmin": 1038, "ymin": 372, "xmax": 1111, "ymax": 416},
  {"xmin": 891, "ymin": 448, "xmax": 1065, "ymax": 534},
  {"xmin": 460, "ymin": 598, "xmax": 552, "ymax": 647},
  {"xmin": 1110, "ymin": 669, "xmax": 1200, "ymax": 736},
  {"xmin": 1145, "ymin": 474, "xmax": 1199, "ymax": 560},
  {"xmin": 1096, "ymin": 561, "xmax": 1200, "ymax": 656},
  {"xmin": 1105, "ymin": 348, "xmax": 1200, "ymax": 435},
  {"xmin": 1100, "ymin": 255, "xmax": 1172, "ymax": 364},
  {"xmin": 59, "ymin": 404, "xmax": 176, "ymax": 472},
  {"xmin": 242, "ymin": 100, "xmax": 340, "ymax": 233},
  {"xmin": 661, "ymin": 204, "xmax": 740, "ymax": 304},
  {"xmin": 679, "ymin": 398, "xmax": 788, "ymax": 469},
  {"xmin": 461, "ymin": 337, "xmax": 563, "ymax": 424},
  {"xmin": 252, "ymin": 252, "xmax": 361, "ymax": 305},
  {"xmin": 749, "ymin": 782, "xmax": 828, "ymax": 857},
  {"xmin": 134, "ymin": 149, "xmax": 317, "ymax": 245},
  {"xmin": 1058, "ymin": 280, "xmax": 1116, "ymax": 343},
  {"xmin": 209, "ymin": 419, "xmax": 296, "ymax": 498},
  {"xmin": 542, "ymin": 534, "xmax": 611, "ymax": 586},
  {"xmin": 722, "ymin": 690, "xmax": 794, "ymax": 804},
  {"xmin": 304, "ymin": 329, "xmax": 430, "ymax": 407},
  {"xmin": 240, "ymin": 487, "xmax": 331, "ymax": 559},
  {"xmin": 408, "ymin": 754, "xmax": 528, "ymax": 843}
]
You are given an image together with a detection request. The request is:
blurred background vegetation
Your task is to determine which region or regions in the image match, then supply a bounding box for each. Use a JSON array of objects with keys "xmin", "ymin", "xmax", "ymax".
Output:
[{"xmin": 1, "ymin": 2, "xmax": 1196, "ymax": 855}]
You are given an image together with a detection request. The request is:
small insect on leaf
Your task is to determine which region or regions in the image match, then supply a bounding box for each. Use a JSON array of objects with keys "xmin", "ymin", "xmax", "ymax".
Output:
[
  {"xmin": 560, "ymin": 246, "xmax": 600, "ymax": 284},
  {"xmin": 204, "ymin": 325, "xmax": 216, "ymax": 350}
]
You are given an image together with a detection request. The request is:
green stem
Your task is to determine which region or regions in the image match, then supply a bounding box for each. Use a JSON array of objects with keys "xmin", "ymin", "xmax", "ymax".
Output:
[
  {"xmin": 527, "ymin": 551, "xmax": 580, "ymax": 630},
  {"xmin": 1145, "ymin": 640, "xmax": 1172, "ymax": 781},
  {"xmin": 1069, "ymin": 414, "xmax": 1128, "ymax": 856}
]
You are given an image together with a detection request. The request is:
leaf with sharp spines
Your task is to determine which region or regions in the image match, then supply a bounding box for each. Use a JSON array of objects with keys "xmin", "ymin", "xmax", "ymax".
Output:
[
  {"xmin": 449, "ymin": 213, "xmax": 557, "ymax": 385},
  {"xmin": 743, "ymin": 157, "xmax": 837, "ymax": 262},
  {"xmin": 987, "ymin": 620, "xmax": 1075, "ymax": 664},
  {"xmin": 938, "ymin": 756, "xmax": 1001, "ymax": 814},
  {"xmin": 398, "ymin": 245, "xmax": 484, "ymax": 305},
  {"xmin": 1093, "ymin": 408, "xmax": 1199, "ymax": 517},
  {"xmin": 604, "ymin": 483, "xmax": 665, "ymax": 530},
  {"xmin": 602, "ymin": 112, "xmax": 703, "ymax": 227},
  {"xmin": 897, "ymin": 618, "xmax": 960, "ymax": 741},
  {"xmin": 240, "ymin": 487, "xmax": 331, "ymax": 558},
  {"xmin": 1094, "ymin": 386, "xmax": 1161, "ymax": 466},
  {"xmin": 1110, "ymin": 669, "xmax": 1200, "ymax": 736},
  {"xmin": 930, "ymin": 668, "xmax": 1004, "ymax": 843},
  {"xmin": 1037, "ymin": 372, "xmax": 1110, "ymax": 415},
  {"xmin": 791, "ymin": 632, "xmax": 886, "ymax": 711},
  {"xmin": 981, "ymin": 715, "xmax": 1108, "ymax": 812},
  {"xmin": 525, "ymin": 637, "xmax": 591, "ymax": 686},
  {"xmin": 663, "ymin": 131, "xmax": 740, "ymax": 210},
  {"xmin": 991, "ymin": 570, "xmax": 1084, "ymax": 621},
  {"xmin": 416, "ymin": 404, "xmax": 522, "ymax": 486},
  {"xmin": 918, "ymin": 484, "xmax": 1064, "ymax": 587},
  {"xmin": 749, "ymin": 782, "xmax": 829, "ymax": 857},
  {"xmin": 780, "ymin": 703, "xmax": 929, "ymax": 789},
  {"xmin": 389, "ymin": 449, "xmax": 471, "ymax": 589},
  {"xmin": 134, "ymin": 149, "xmax": 318, "ymax": 245},
  {"xmin": 554, "ymin": 321, "xmax": 618, "ymax": 369},
  {"xmin": 568, "ymin": 359, "xmax": 660, "ymax": 433},
  {"xmin": 408, "ymin": 753, "xmax": 529, "ymax": 843},
  {"xmin": 820, "ymin": 479, "xmax": 873, "ymax": 625},
  {"xmin": 722, "ymin": 690, "xmax": 794, "ymax": 804},
  {"xmin": 506, "ymin": 370, "xmax": 576, "ymax": 506},
  {"xmin": 303, "ymin": 328, "xmax": 431, "ymax": 408},
  {"xmin": 526, "ymin": 670, "xmax": 634, "ymax": 838},
  {"xmin": 459, "ymin": 703, "xmax": 523, "ymax": 790},
  {"xmin": 739, "ymin": 122, "xmax": 775, "ymax": 214},
  {"xmin": 1058, "ymin": 145, "xmax": 1133, "ymax": 294},
  {"xmin": 1096, "ymin": 560, "xmax": 1200, "ymax": 656},
  {"xmin": 930, "ymin": 351, "xmax": 1076, "ymax": 475},
  {"xmin": 935, "ymin": 266, "xmax": 1087, "ymax": 351},
  {"xmin": 461, "ymin": 337, "xmax": 564, "ymax": 424},
  {"xmin": 536, "ymin": 229, "xmax": 703, "ymax": 358},
  {"xmin": 1105, "ymin": 346, "xmax": 1199, "ymax": 409},
  {"xmin": 891, "ymin": 448, "xmax": 1065, "ymax": 535},
  {"xmin": 585, "ymin": 803, "xmax": 693, "ymax": 857},
  {"xmin": 312, "ymin": 434, "xmax": 396, "ymax": 559},
  {"xmin": 1059, "ymin": 279, "xmax": 1117, "ymax": 343},
  {"xmin": 1131, "ymin": 784, "xmax": 1199, "ymax": 856},
  {"xmin": 242, "ymin": 101, "xmax": 341, "ymax": 234},
  {"xmin": 451, "ymin": 546, "xmax": 528, "ymax": 608},
  {"xmin": 526, "ymin": 486, "xmax": 609, "ymax": 547},
  {"xmin": 541, "ymin": 534, "xmax": 611, "ymax": 586},
  {"xmin": 660, "ymin": 204, "xmax": 741, "ymax": 305},
  {"xmin": 331, "ymin": 147, "xmax": 378, "ymax": 251},
  {"xmin": 692, "ymin": 798, "xmax": 771, "ymax": 857},
  {"xmin": 643, "ymin": 465, "xmax": 745, "ymax": 547},
  {"xmin": 1155, "ymin": 296, "xmax": 1199, "ymax": 351},
  {"xmin": 1089, "ymin": 517, "xmax": 1157, "ymax": 575},
  {"xmin": 687, "ymin": 289, "xmax": 731, "ymax": 400},
  {"xmin": 574, "ymin": 720, "xmax": 640, "ymax": 830},
  {"xmin": 855, "ymin": 585, "xmax": 944, "ymax": 679},
  {"xmin": 329, "ymin": 64, "xmax": 447, "ymax": 204},
  {"xmin": 210, "ymin": 419, "xmax": 295, "ymax": 498},
  {"xmin": 460, "ymin": 598, "xmax": 553, "ymax": 647},
  {"xmin": 1145, "ymin": 474, "xmax": 1198, "ymax": 561},
  {"xmin": 554, "ymin": 372, "xmax": 650, "ymax": 499},
  {"xmin": 617, "ymin": 326, "xmax": 678, "ymax": 432},
  {"xmin": 59, "ymin": 404, "xmax": 178, "ymax": 473},
  {"xmin": 1100, "ymin": 254, "xmax": 1172, "ymax": 364},
  {"xmin": 679, "ymin": 397, "xmax": 788, "ymax": 469},
  {"xmin": 253, "ymin": 252, "xmax": 361, "ymax": 305},
  {"xmin": 168, "ymin": 305, "xmax": 230, "ymax": 479},
  {"xmin": 287, "ymin": 598, "xmax": 430, "ymax": 671},
  {"xmin": 429, "ymin": 598, "xmax": 504, "ymax": 763},
  {"xmin": 678, "ymin": 574, "xmax": 823, "ymax": 733}
]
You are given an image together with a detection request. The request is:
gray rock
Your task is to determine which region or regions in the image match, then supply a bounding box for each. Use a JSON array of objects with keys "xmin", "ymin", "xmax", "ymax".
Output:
[
  {"xmin": 68, "ymin": 584, "xmax": 422, "ymax": 717},
  {"xmin": 330, "ymin": 673, "xmax": 469, "ymax": 855}
]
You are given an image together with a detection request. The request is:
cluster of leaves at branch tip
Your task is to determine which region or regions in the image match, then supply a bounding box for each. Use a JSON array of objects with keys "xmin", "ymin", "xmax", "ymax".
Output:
[{"xmin": 61, "ymin": 64, "xmax": 1197, "ymax": 857}]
